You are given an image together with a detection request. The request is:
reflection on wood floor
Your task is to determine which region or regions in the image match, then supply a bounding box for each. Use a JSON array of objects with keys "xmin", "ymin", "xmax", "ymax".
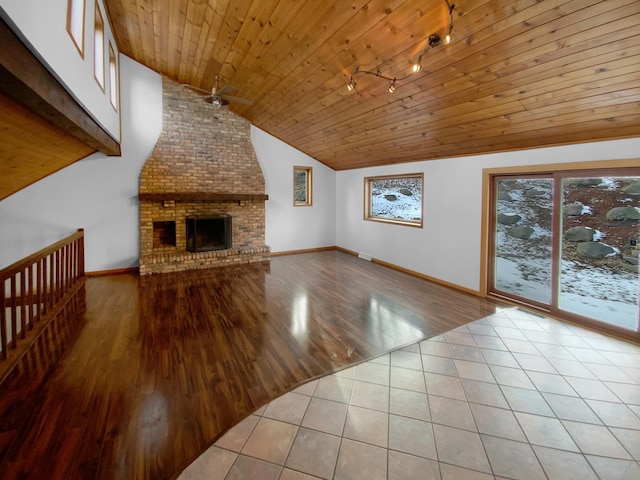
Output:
[{"xmin": 0, "ymin": 250, "xmax": 505, "ymax": 479}]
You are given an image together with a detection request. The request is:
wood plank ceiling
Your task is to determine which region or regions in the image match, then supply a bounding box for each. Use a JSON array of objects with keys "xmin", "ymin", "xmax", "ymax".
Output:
[
  {"xmin": 104, "ymin": 0, "xmax": 640, "ymax": 170},
  {"xmin": 0, "ymin": 93, "xmax": 96, "ymax": 201}
]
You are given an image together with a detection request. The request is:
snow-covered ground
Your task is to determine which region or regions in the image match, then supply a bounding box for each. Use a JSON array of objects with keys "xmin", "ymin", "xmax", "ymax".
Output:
[
  {"xmin": 560, "ymin": 259, "xmax": 638, "ymax": 330},
  {"xmin": 370, "ymin": 179, "xmax": 422, "ymax": 221},
  {"xmin": 496, "ymin": 257, "xmax": 639, "ymax": 330}
]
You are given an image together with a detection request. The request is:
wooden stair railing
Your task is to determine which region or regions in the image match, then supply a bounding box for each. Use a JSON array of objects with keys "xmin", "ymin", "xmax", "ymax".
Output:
[{"xmin": 0, "ymin": 229, "xmax": 85, "ymax": 383}]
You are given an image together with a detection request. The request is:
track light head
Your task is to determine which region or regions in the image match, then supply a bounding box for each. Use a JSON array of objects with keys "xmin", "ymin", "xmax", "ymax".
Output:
[{"xmin": 445, "ymin": 1, "xmax": 455, "ymax": 44}]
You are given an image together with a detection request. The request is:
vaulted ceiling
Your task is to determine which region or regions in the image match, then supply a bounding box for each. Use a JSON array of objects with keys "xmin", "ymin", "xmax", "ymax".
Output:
[
  {"xmin": 104, "ymin": 0, "xmax": 640, "ymax": 170},
  {"xmin": 1, "ymin": 0, "xmax": 639, "ymax": 201}
]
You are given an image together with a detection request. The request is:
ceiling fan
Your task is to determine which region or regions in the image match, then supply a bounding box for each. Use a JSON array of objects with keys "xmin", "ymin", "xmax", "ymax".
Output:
[{"xmin": 184, "ymin": 75, "xmax": 253, "ymax": 109}]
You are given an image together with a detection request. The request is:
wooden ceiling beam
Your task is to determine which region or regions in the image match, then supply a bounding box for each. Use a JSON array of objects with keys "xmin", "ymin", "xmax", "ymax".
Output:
[{"xmin": 0, "ymin": 15, "xmax": 120, "ymax": 156}]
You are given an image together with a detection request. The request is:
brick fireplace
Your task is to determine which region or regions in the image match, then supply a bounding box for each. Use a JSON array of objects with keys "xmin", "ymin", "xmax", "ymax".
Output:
[{"xmin": 138, "ymin": 76, "xmax": 270, "ymax": 275}]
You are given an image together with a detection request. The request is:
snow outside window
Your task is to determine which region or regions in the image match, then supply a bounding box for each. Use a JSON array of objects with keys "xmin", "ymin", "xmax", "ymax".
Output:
[{"xmin": 364, "ymin": 173, "xmax": 423, "ymax": 228}]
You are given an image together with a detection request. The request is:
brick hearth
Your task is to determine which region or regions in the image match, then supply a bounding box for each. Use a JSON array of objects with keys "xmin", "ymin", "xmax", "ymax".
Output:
[{"xmin": 138, "ymin": 77, "xmax": 270, "ymax": 275}]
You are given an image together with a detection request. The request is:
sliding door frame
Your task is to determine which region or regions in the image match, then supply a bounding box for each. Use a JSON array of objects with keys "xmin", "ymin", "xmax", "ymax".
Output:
[{"xmin": 481, "ymin": 158, "xmax": 640, "ymax": 341}]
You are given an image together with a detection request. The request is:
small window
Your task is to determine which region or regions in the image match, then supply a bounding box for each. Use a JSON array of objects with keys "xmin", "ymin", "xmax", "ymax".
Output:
[
  {"xmin": 294, "ymin": 166, "xmax": 312, "ymax": 206},
  {"xmin": 67, "ymin": 0, "xmax": 85, "ymax": 56},
  {"xmin": 94, "ymin": 2, "xmax": 105, "ymax": 90},
  {"xmin": 364, "ymin": 173, "xmax": 423, "ymax": 227},
  {"xmin": 109, "ymin": 43, "xmax": 118, "ymax": 109}
]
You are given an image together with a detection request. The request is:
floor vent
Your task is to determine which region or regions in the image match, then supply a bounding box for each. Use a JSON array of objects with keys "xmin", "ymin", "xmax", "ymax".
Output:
[{"xmin": 358, "ymin": 252, "xmax": 373, "ymax": 261}]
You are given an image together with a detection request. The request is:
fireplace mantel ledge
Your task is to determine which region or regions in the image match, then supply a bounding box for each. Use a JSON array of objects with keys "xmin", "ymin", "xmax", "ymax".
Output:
[{"xmin": 138, "ymin": 192, "xmax": 269, "ymax": 202}]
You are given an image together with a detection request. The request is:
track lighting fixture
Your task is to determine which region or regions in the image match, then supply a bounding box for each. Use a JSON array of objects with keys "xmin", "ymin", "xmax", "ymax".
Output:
[
  {"xmin": 346, "ymin": 0, "xmax": 455, "ymax": 95},
  {"xmin": 444, "ymin": 0, "xmax": 455, "ymax": 44},
  {"xmin": 347, "ymin": 76, "xmax": 357, "ymax": 91}
]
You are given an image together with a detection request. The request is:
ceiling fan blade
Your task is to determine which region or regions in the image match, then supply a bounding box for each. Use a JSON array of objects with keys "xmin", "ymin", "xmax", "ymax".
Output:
[
  {"xmin": 182, "ymin": 84, "xmax": 211, "ymax": 95},
  {"xmin": 219, "ymin": 94, "xmax": 253, "ymax": 105},
  {"xmin": 216, "ymin": 84, "xmax": 236, "ymax": 96}
]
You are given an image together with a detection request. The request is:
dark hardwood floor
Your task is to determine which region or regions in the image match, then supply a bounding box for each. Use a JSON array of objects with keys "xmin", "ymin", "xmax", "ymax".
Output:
[{"xmin": 0, "ymin": 250, "xmax": 506, "ymax": 479}]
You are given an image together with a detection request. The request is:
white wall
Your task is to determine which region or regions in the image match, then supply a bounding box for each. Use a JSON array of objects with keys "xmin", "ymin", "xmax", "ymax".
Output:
[
  {"xmin": 0, "ymin": 56, "xmax": 162, "ymax": 271},
  {"xmin": 252, "ymin": 127, "xmax": 337, "ymax": 252},
  {"xmin": 1, "ymin": 0, "xmax": 121, "ymax": 138},
  {"xmin": 336, "ymin": 138, "xmax": 640, "ymax": 293}
]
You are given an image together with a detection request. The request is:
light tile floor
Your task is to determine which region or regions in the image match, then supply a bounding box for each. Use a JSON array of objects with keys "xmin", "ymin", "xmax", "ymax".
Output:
[{"xmin": 179, "ymin": 307, "xmax": 640, "ymax": 480}]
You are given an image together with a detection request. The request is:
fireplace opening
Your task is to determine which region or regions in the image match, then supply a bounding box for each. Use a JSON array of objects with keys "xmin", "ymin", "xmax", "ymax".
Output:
[{"xmin": 186, "ymin": 215, "xmax": 232, "ymax": 252}]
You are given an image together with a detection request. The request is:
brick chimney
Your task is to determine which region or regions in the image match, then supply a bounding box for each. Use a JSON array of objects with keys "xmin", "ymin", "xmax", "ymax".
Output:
[{"xmin": 138, "ymin": 76, "xmax": 269, "ymax": 275}]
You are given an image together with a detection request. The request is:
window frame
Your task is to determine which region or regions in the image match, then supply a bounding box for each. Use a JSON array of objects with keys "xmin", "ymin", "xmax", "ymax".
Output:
[
  {"xmin": 67, "ymin": 0, "xmax": 86, "ymax": 57},
  {"xmin": 109, "ymin": 42, "xmax": 118, "ymax": 110},
  {"xmin": 94, "ymin": 1, "xmax": 105, "ymax": 91},
  {"xmin": 363, "ymin": 173, "xmax": 424, "ymax": 228},
  {"xmin": 293, "ymin": 166, "xmax": 313, "ymax": 206}
]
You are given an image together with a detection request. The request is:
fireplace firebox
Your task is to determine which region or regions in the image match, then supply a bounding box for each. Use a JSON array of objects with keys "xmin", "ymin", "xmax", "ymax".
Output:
[{"xmin": 186, "ymin": 215, "xmax": 232, "ymax": 252}]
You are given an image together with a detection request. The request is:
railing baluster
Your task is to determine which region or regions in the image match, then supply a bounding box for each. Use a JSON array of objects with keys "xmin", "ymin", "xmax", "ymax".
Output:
[
  {"xmin": 68, "ymin": 243, "xmax": 72, "ymax": 289},
  {"xmin": 29, "ymin": 264, "xmax": 35, "ymax": 329},
  {"xmin": 10, "ymin": 276, "xmax": 17, "ymax": 348},
  {"xmin": 1, "ymin": 280, "xmax": 6, "ymax": 360},
  {"xmin": 61, "ymin": 247, "xmax": 65, "ymax": 295},
  {"xmin": 73, "ymin": 239, "xmax": 78, "ymax": 279},
  {"xmin": 36, "ymin": 261, "xmax": 42, "ymax": 322},
  {"xmin": 49, "ymin": 252, "xmax": 55, "ymax": 310},
  {"xmin": 63, "ymin": 246, "xmax": 67, "ymax": 293},
  {"xmin": 65, "ymin": 243, "xmax": 71, "ymax": 292},
  {"xmin": 56, "ymin": 250, "xmax": 61, "ymax": 303},
  {"xmin": 43, "ymin": 256, "xmax": 48, "ymax": 312},
  {"xmin": 79, "ymin": 232, "xmax": 85, "ymax": 276},
  {"xmin": 20, "ymin": 267, "xmax": 27, "ymax": 338},
  {"xmin": 74, "ymin": 240, "xmax": 79, "ymax": 281}
]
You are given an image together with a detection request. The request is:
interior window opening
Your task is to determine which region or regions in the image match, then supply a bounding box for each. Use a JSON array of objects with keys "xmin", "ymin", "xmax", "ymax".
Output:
[
  {"xmin": 67, "ymin": 0, "xmax": 85, "ymax": 56},
  {"xmin": 94, "ymin": 2, "xmax": 105, "ymax": 90}
]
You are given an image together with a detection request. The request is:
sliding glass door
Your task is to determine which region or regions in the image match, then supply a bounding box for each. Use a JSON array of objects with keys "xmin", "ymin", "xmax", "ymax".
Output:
[
  {"xmin": 493, "ymin": 176, "xmax": 554, "ymax": 306},
  {"xmin": 490, "ymin": 169, "xmax": 640, "ymax": 333},
  {"xmin": 558, "ymin": 174, "xmax": 640, "ymax": 331}
]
